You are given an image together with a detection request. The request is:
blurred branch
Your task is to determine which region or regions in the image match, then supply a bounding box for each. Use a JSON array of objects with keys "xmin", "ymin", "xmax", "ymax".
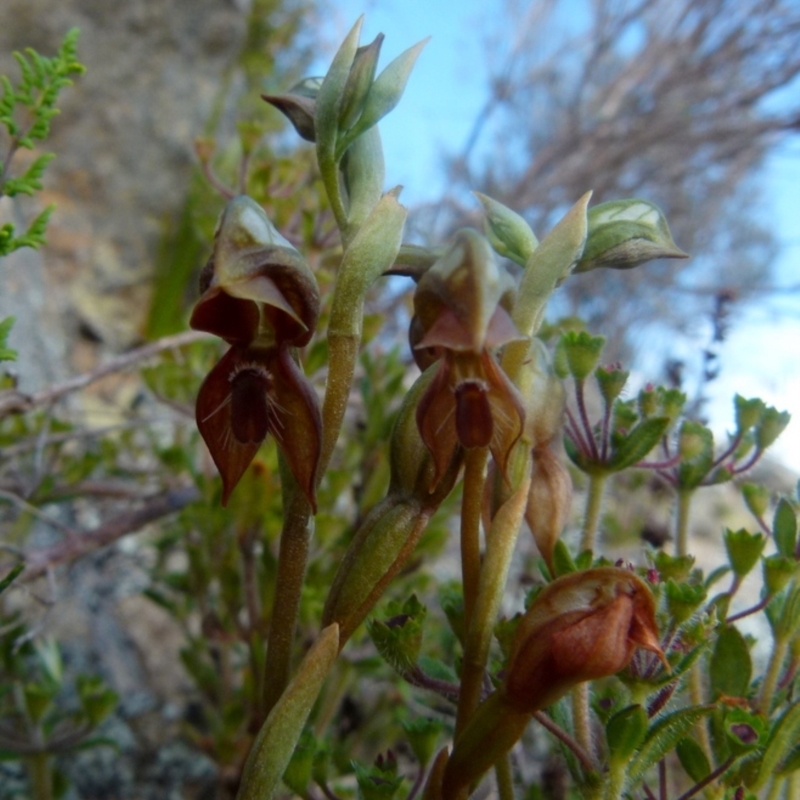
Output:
[
  {"xmin": 0, "ymin": 330, "xmax": 213, "ymax": 418},
  {"xmin": 18, "ymin": 485, "xmax": 200, "ymax": 582}
]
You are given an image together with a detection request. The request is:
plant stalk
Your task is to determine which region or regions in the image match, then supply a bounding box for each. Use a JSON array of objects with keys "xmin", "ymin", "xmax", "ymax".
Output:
[
  {"xmin": 461, "ymin": 447, "xmax": 489, "ymax": 631},
  {"xmin": 580, "ymin": 473, "xmax": 607, "ymax": 553},
  {"xmin": 675, "ymin": 488, "xmax": 693, "ymax": 557}
]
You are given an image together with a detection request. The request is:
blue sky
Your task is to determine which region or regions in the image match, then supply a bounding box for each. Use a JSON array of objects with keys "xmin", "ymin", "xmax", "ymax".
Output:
[{"xmin": 320, "ymin": 1, "xmax": 800, "ymax": 473}]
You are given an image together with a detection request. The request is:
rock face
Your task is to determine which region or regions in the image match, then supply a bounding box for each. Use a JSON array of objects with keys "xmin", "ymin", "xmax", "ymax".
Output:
[{"xmin": 0, "ymin": 0, "xmax": 248, "ymax": 371}]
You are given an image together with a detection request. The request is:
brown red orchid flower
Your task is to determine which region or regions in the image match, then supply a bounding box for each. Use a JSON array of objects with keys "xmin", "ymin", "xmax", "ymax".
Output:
[
  {"xmin": 411, "ymin": 229, "xmax": 526, "ymax": 489},
  {"xmin": 190, "ymin": 196, "xmax": 322, "ymax": 508}
]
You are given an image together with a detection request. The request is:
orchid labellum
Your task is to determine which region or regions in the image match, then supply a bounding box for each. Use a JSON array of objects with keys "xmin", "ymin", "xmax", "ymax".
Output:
[{"xmin": 190, "ymin": 196, "xmax": 322, "ymax": 507}]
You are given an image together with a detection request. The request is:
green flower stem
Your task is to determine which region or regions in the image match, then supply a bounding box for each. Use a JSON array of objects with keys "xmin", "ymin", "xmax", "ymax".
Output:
[
  {"xmin": 320, "ymin": 333, "xmax": 360, "ymax": 475},
  {"xmin": 455, "ymin": 478, "xmax": 531, "ymax": 739},
  {"xmin": 579, "ymin": 473, "xmax": 607, "ymax": 553},
  {"xmin": 675, "ymin": 488, "xmax": 694, "ymax": 557},
  {"xmin": 494, "ymin": 753, "xmax": 515, "ymax": 800},
  {"xmin": 262, "ymin": 460, "xmax": 313, "ymax": 717},
  {"xmin": 759, "ymin": 635, "xmax": 788, "ymax": 715},
  {"xmin": 461, "ymin": 447, "xmax": 489, "ymax": 632},
  {"xmin": 321, "ymin": 191, "xmax": 406, "ymax": 474},
  {"xmin": 605, "ymin": 757, "xmax": 627, "ymax": 800},
  {"xmin": 25, "ymin": 753, "xmax": 52, "ymax": 800},
  {"xmin": 688, "ymin": 664, "xmax": 713, "ymax": 765},
  {"xmin": 572, "ymin": 683, "xmax": 594, "ymax": 767}
]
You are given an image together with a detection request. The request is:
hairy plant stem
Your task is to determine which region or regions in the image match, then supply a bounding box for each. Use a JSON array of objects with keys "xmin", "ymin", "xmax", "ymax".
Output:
[
  {"xmin": 759, "ymin": 636, "xmax": 788, "ymax": 715},
  {"xmin": 572, "ymin": 682, "xmax": 594, "ymax": 767},
  {"xmin": 579, "ymin": 473, "xmax": 607, "ymax": 553},
  {"xmin": 455, "ymin": 478, "xmax": 530, "ymax": 741},
  {"xmin": 675, "ymin": 488, "xmax": 694, "ymax": 557},
  {"xmin": 461, "ymin": 447, "xmax": 489, "ymax": 631},
  {"xmin": 495, "ymin": 753, "xmax": 515, "ymax": 800},
  {"xmin": 262, "ymin": 461, "xmax": 313, "ymax": 718},
  {"xmin": 688, "ymin": 664, "xmax": 713, "ymax": 765},
  {"xmin": 320, "ymin": 334, "xmax": 359, "ymax": 474}
]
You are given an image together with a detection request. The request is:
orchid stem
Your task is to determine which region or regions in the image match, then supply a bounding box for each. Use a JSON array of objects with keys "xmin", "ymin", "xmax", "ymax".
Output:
[
  {"xmin": 572, "ymin": 682, "xmax": 594, "ymax": 767},
  {"xmin": 461, "ymin": 447, "xmax": 489, "ymax": 632},
  {"xmin": 580, "ymin": 473, "xmax": 607, "ymax": 553},
  {"xmin": 262, "ymin": 460, "xmax": 313, "ymax": 718},
  {"xmin": 495, "ymin": 753, "xmax": 515, "ymax": 800}
]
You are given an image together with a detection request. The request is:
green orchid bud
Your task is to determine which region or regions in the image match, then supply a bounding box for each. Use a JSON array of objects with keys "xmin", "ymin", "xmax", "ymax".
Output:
[
  {"xmin": 756, "ymin": 407, "xmax": 791, "ymax": 451},
  {"xmin": 263, "ymin": 76, "xmax": 322, "ymax": 142},
  {"xmin": 724, "ymin": 528, "xmax": 765, "ymax": 578},
  {"xmin": 559, "ymin": 330, "xmax": 605, "ymax": 381},
  {"xmin": 339, "ymin": 34, "xmax": 384, "ymax": 131},
  {"xmin": 574, "ymin": 198, "xmax": 688, "ymax": 274},
  {"xmin": 337, "ymin": 36, "xmax": 430, "ymax": 159},
  {"xmin": 734, "ymin": 395, "xmax": 766, "ymax": 433},
  {"xmin": 473, "ymin": 191, "xmax": 538, "ymax": 266}
]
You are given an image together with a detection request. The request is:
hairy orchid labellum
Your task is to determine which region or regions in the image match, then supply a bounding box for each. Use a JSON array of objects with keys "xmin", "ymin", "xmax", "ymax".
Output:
[
  {"xmin": 412, "ymin": 229, "xmax": 526, "ymax": 489},
  {"xmin": 190, "ymin": 196, "xmax": 322, "ymax": 508}
]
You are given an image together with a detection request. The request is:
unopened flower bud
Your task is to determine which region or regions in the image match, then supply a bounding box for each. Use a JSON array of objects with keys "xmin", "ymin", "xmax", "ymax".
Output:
[
  {"xmin": 526, "ymin": 445, "xmax": 572, "ymax": 572},
  {"xmin": 574, "ymin": 199, "xmax": 688, "ymax": 274},
  {"xmin": 262, "ymin": 76, "xmax": 322, "ymax": 142},
  {"xmin": 516, "ymin": 338, "xmax": 566, "ymax": 448},
  {"xmin": 504, "ymin": 567, "xmax": 666, "ymax": 712}
]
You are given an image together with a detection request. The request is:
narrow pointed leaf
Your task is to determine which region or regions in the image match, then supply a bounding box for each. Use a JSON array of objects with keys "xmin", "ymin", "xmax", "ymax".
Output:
[
  {"xmin": 607, "ymin": 416, "xmax": 670, "ymax": 471},
  {"xmin": 237, "ymin": 624, "xmax": 339, "ymax": 800}
]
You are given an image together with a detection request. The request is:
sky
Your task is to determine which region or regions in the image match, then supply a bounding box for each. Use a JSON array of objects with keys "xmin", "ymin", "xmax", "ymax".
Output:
[{"xmin": 320, "ymin": 0, "xmax": 800, "ymax": 474}]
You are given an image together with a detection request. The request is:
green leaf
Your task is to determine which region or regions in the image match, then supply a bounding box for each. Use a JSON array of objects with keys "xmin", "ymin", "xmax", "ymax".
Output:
[
  {"xmin": 0, "ymin": 317, "xmax": 17, "ymax": 362},
  {"xmin": 316, "ymin": 17, "xmax": 363, "ymax": 165},
  {"xmin": 367, "ymin": 595, "xmax": 426, "ymax": 675},
  {"xmin": 606, "ymin": 705, "xmax": 648, "ymax": 762},
  {"xmin": 756, "ymin": 407, "xmax": 791, "ymax": 452},
  {"xmin": 551, "ymin": 539, "xmax": 576, "ymax": 577},
  {"xmin": 762, "ymin": 554, "xmax": 796, "ymax": 596},
  {"xmin": 710, "ymin": 626, "xmax": 752, "ymax": 699},
  {"xmin": 629, "ymin": 706, "xmax": 714, "ymax": 782},
  {"xmin": 754, "ymin": 703, "xmax": 800, "ymax": 789},
  {"xmin": 607, "ymin": 416, "xmax": 670, "ymax": 471},
  {"xmin": 0, "ymin": 562, "xmax": 24, "ymax": 594},
  {"xmin": 237, "ymin": 624, "xmax": 339, "ymax": 800},
  {"xmin": 734, "ymin": 395, "xmax": 766, "ymax": 433},
  {"xmin": 773, "ymin": 499, "xmax": 797, "ymax": 559},
  {"xmin": 677, "ymin": 737, "xmax": 711, "ymax": 783}
]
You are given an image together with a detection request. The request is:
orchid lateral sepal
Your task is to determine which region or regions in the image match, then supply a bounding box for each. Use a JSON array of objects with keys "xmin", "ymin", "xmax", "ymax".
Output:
[{"xmin": 196, "ymin": 342, "xmax": 321, "ymax": 509}]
